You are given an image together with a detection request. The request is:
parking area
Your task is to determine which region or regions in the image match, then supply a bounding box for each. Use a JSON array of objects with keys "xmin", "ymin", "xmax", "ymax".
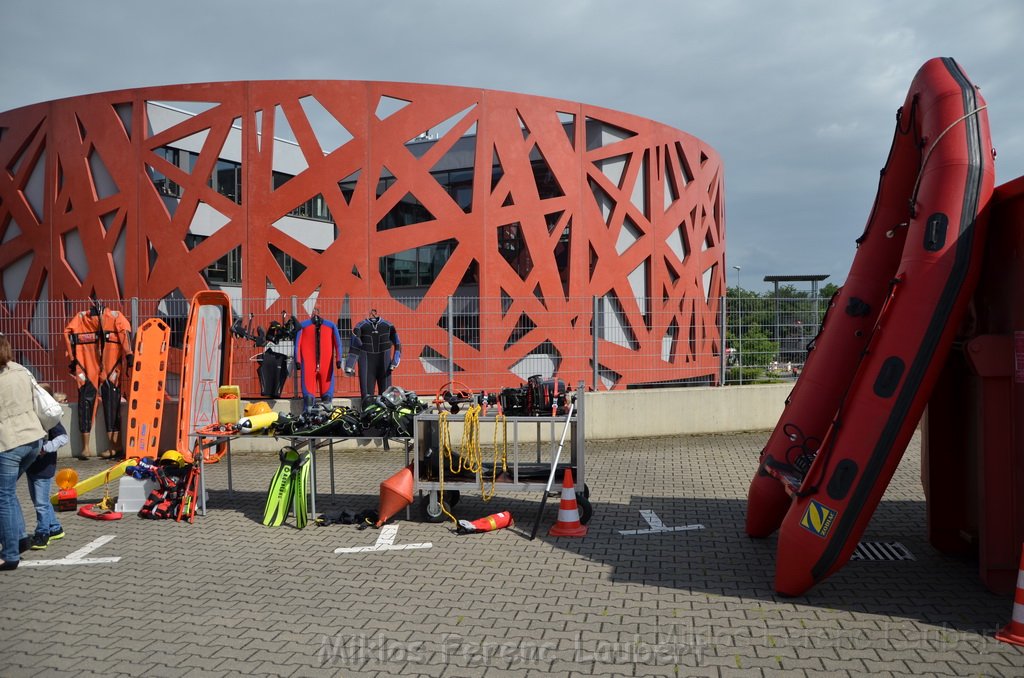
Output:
[{"xmin": 1, "ymin": 431, "xmax": 1021, "ymax": 677}]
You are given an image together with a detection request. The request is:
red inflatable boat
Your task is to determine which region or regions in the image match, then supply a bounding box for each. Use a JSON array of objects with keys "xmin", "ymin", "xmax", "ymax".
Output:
[
  {"xmin": 757, "ymin": 57, "xmax": 995, "ymax": 596},
  {"xmin": 745, "ymin": 78, "xmax": 921, "ymax": 538}
]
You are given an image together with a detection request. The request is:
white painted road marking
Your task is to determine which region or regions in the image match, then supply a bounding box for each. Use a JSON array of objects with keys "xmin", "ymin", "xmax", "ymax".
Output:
[
  {"xmin": 334, "ymin": 524, "xmax": 432, "ymax": 554},
  {"xmin": 618, "ymin": 510, "xmax": 704, "ymax": 536},
  {"xmin": 22, "ymin": 535, "xmax": 121, "ymax": 567}
]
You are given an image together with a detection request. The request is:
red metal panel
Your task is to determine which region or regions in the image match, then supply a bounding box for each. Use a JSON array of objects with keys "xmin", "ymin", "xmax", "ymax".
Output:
[{"xmin": 0, "ymin": 81, "xmax": 725, "ymax": 394}]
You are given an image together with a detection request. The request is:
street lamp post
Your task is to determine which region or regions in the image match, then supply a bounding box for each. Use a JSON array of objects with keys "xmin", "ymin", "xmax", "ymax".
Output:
[{"xmin": 732, "ymin": 265, "xmax": 741, "ymax": 291}]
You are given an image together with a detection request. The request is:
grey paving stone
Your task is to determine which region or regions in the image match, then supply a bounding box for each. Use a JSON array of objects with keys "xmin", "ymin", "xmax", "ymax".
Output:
[{"xmin": 2, "ymin": 431, "xmax": 1021, "ymax": 677}]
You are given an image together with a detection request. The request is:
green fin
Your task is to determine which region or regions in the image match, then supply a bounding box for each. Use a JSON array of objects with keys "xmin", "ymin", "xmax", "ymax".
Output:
[
  {"xmin": 263, "ymin": 447, "xmax": 299, "ymax": 526},
  {"xmin": 292, "ymin": 452, "xmax": 311, "ymax": 529}
]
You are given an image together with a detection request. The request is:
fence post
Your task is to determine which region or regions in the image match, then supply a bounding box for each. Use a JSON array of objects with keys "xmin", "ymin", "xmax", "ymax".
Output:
[
  {"xmin": 130, "ymin": 297, "xmax": 139, "ymax": 335},
  {"xmin": 291, "ymin": 295, "xmax": 299, "ymax": 397},
  {"xmin": 720, "ymin": 294, "xmax": 727, "ymax": 386},
  {"xmin": 447, "ymin": 295, "xmax": 454, "ymax": 385},
  {"xmin": 592, "ymin": 295, "xmax": 599, "ymax": 391}
]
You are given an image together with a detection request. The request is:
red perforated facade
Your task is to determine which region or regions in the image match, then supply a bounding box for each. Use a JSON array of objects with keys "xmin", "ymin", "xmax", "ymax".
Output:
[{"xmin": 0, "ymin": 81, "xmax": 724, "ymax": 394}]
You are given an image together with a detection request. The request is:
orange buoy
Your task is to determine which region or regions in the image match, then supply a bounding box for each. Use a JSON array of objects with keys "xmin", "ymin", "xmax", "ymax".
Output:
[{"xmin": 375, "ymin": 464, "xmax": 414, "ymax": 526}]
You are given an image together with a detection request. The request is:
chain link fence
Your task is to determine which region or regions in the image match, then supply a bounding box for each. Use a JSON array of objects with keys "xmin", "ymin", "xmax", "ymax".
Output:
[{"xmin": 1, "ymin": 294, "xmax": 829, "ymax": 401}]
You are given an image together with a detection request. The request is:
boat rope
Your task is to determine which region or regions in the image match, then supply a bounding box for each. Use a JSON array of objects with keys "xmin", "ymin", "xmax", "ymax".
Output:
[
  {"xmin": 437, "ymin": 403, "xmax": 506, "ymax": 520},
  {"xmin": 794, "ymin": 275, "xmax": 904, "ymax": 498},
  {"xmin": 909, "ymin": 104, "xmax": 988, "ymax": 217}
]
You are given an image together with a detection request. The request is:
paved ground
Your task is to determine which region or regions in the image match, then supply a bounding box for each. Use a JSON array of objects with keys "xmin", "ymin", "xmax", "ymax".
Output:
[{"xmin": 1, "ymin": 430, "xmax": 1022, "ymax": 677}]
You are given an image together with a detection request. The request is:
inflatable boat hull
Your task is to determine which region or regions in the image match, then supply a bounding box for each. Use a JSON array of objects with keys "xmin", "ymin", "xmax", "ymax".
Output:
[
  {"xmin": 773, "ymin": 57, "xmax": 995, "ymax": 596},
  {"xmin": 746, "ymin": 92, "xmax": 921, "ymax": 538}
]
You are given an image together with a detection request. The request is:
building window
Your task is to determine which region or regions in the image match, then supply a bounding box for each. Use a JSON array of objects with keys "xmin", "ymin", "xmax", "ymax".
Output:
[
  {"xmin": 150, "ymin": 147, "xmax": 184, "ymax": 197},
  {"xmin": 184, "ymin": 234, "xmax": 242, "ymax": 284},
  {"xmin": 380, "ymin": 238, "xmax": 460, "ymax": 288},
  {"xmin": 273, "ymin": 171, "xmax": 333, "ymax": 221},
  {"xmin": 433, "ymin": 168, "xmax": 474, "ymax": 213},
  {"xmin": 497, "ymin": 222, "xmax": 533, "ymax": 279},
  {"xmin": 269, "ymin": 243, "xmax": 310, "ymax": 283},
  {"xmin": 212, "ymin": 159, "xmax": 242, "ymax": 204}
]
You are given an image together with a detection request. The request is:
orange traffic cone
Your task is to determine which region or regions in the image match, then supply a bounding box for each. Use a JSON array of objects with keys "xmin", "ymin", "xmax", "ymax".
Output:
[
  {"xmin": 457, "ymin": 511, "xmax": 514, "ymax": 534},
  {"xmin": 375, "ymin": 463, "xmax": 414, "ymax": 527},
  {"xmin": 996, "ymin": 544, "xmax": 1024, "ymax": 647},
  {"xmin": 548, "ymin": 468, "xmax": 588, "ymax": 537}
]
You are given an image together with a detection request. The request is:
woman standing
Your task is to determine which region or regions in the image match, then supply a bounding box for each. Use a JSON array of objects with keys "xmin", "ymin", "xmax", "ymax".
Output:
[{"xmin": 0, "ymin": 334, "xmax": 46, "ymax": 570}]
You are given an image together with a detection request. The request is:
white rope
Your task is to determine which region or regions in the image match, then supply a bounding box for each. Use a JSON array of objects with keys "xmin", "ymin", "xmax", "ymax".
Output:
[{"xmin": 909, "ymin": 104, "xmax": 987, "ymax": 213}]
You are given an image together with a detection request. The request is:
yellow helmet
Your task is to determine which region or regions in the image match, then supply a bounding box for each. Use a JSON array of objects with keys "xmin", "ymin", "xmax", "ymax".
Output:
[
  {"xmin": 159, "ymin": 450, "xmax": 186, "ymax": 467},
  {"xmin": 244, "ymin": 401, "xmax": 272, "ymax": 417}
]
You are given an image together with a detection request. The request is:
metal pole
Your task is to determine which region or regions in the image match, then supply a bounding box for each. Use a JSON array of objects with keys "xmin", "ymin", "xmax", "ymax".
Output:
[
  {"xmin": 130, "ymin": 297, "xmax": 139, "ymax": 333},
  {"xmin": 447, "ymin": 295, "xmax": 454, "ymax": 385},
  {"xmin": 720, "ymin": 293, "xmax": 727, "ymax": 386},
  {"xmin": 773, "ymin": 281, "xmax": 780, "ymax": 347},
  {"xmin": 291, "ymin": 295, "xmax": 299, "ymax": 397},
  {"xmin": 529, "ymin": 399, "xmax": 577, "ymax": 540},
  {"xmin": 735, "ymin": 291, "xmax": 743, "ymax": 386},
  {"xmin": 591, "ymin": 296, "xmax": 599, "ymax": 391}
]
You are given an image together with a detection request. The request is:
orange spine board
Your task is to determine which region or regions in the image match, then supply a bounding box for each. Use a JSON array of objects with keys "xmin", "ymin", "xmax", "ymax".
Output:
[
  {"xmin": 176, "ymin": 291, "xmax": 234, "ymax": 463},
  {"xmin": 124, "ymin": 318, "xmax": 170, "ymax": 460}
]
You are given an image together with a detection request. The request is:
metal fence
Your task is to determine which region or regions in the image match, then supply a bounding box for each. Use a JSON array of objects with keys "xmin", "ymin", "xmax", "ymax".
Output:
[{"xmin": 0, "ymin": 294, "xmax": 829, "ymax": 401}]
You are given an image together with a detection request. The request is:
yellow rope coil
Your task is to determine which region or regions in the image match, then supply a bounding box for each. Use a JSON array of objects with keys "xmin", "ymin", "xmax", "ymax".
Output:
[
  {"xmin": 483, "ymin": 413, "xmax": 508, "ymax": 501},
  {"xmin": 436, "ymin": 405, "xmax": 509, "ymax": 520}
]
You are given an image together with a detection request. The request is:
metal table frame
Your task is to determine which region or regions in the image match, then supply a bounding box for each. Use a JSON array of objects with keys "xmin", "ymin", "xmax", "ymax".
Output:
[
  {"xmin": 194, "ymin": 434, "xmax": 412, "ymax": 518},
  {"xmin": 411, "ymin": 384, "xmax": 585, "ymax": 517}
]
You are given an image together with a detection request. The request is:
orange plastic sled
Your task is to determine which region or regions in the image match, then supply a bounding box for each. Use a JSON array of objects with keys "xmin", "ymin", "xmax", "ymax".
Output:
[
  {"xmin": 124, "ymin": 318, "xmax": 170, "ymax": 460},
  {"xmin": 176, "ymin": 291, "xmax": 233, "ymax": 463}
]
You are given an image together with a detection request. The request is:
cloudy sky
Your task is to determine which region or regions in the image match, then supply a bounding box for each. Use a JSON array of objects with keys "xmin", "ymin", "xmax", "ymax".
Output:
[{"xmin": 3, "ymin": 0, "xmax": 1022, "ymax": 292}]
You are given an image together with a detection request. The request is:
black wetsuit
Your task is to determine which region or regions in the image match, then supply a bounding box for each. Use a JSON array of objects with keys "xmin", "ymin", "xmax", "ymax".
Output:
[{"xmin": 345, "ymin": 317, "xmax": 401, "ymax": 407}]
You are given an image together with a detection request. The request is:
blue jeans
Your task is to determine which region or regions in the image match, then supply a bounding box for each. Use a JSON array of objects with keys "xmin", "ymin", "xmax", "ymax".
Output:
[
  {"xmin": 27, "ymin": 466, "xmax": 62, "ymax": 537},
  {"xmin": 1, "ymin": 438, "xmax": 43, "ymax": 562}
]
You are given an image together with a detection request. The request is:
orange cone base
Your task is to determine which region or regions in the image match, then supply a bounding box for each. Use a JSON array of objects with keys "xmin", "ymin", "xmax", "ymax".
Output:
[
  {"xmin": 995, "ymin": 624, "xmax": 1024, "ymax": 647},
  {"xmin": 549, "ymin": 521, "xmax": 588, "ymax": 537},
  {"xmin": 376, "ymin": 464, "xmax": 414, "ymax": 526}
]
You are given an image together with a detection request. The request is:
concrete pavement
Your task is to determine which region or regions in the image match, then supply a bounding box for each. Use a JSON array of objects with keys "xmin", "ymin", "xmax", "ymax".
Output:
[{"xmin": 1, "ymin": 431, "xmax": 1021, "ymax": 677}]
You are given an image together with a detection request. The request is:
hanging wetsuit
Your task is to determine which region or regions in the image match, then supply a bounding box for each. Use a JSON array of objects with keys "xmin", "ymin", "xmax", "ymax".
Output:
[
  {"xmin": 294, "ymin": 315, "xmax": 343, "ymax": 410},
  {"xmin": 64, "ymin": 311, "xmax": 102, "ymax": 434},
  {"xmin": 344, "ymin": 314, "xmax": 401, "ymax": 408},
  {"xmin": 97, "ymin": 307, "xmax": 133, "ymax": 434}
]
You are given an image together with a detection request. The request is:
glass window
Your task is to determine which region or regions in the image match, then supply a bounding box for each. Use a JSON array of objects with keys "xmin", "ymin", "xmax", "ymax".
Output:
[
  {"xmin": 212, "ymin": 159, "xmax": 241, "ymax": 204},
  {"xmin": 184, "ymin": 234, "xmax": 242, "ymax": 284},
  {"xmin": 150, "ymin": 147, "xmax": 181, "ymax": 197},
  {"xmin": 380, "ymin": 238, "xmax": 459, "ymax": 288},
  {"xmin": 376, "ymin": 190, "xmax": 434, "ymax": 231},
  {"xmin": 269, "ymin": 244, "xmax": 308, "ymax": 282}
]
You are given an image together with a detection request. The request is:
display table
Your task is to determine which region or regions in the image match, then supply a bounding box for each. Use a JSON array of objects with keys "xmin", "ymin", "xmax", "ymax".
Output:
[
  {"xmin": 194, "ymin": 433, "xmax": 412, "ymax": 518},
  {"xmin": 411, "ymin": 384, "xmax": 589, "ymax": 522}
]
